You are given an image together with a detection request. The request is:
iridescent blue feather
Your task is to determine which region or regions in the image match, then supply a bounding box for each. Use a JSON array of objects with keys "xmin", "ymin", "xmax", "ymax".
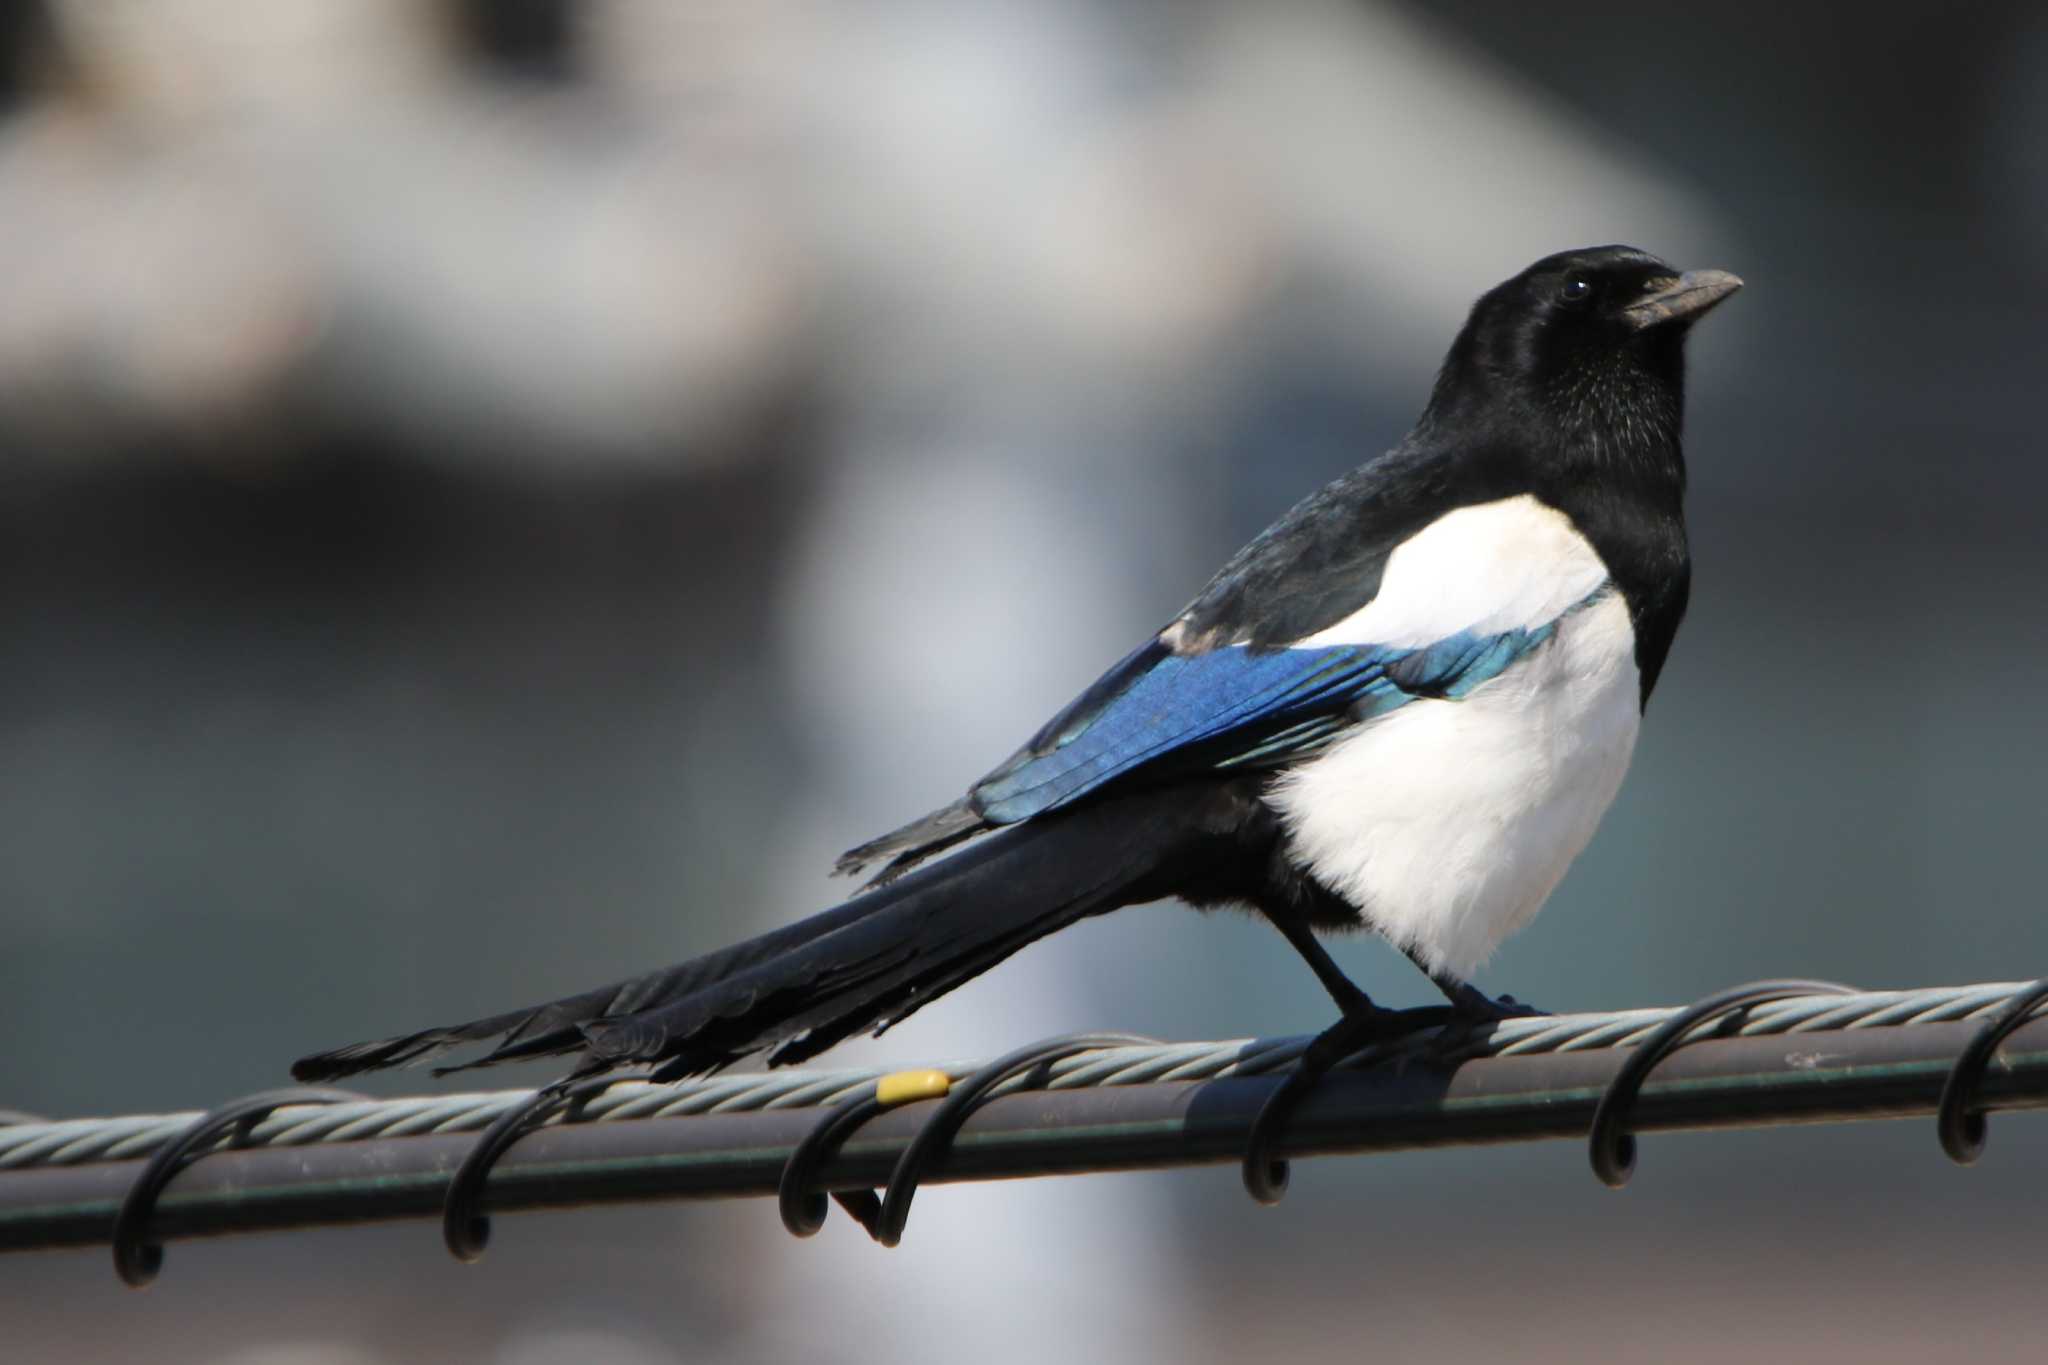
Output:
[{"xmin": 972, "ymin": 619, "xmax": 1560, "ymax": 823}]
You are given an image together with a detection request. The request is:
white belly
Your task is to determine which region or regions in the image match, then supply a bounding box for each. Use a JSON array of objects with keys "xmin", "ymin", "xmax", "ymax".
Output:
[{"xmin": 1267, "ymin": 591, "xmax": 1641, "ymax": 982}]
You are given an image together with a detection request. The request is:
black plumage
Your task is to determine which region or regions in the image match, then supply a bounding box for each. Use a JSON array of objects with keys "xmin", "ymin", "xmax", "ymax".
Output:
[{"xmin": 293, "ymin": 246, "xmax": 1739, "ymax": 1087}]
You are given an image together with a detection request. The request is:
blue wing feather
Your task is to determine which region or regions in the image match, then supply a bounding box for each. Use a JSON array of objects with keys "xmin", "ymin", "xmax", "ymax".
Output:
[{"xmin": 972, "ymin": 618, "xmax": 1561, "ymax": 824}]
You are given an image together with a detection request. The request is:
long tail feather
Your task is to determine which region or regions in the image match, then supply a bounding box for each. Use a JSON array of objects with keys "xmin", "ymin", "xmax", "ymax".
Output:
[{"xmin": 292, "ymin": 785, "xmax": 1214, "ymax": 1084}]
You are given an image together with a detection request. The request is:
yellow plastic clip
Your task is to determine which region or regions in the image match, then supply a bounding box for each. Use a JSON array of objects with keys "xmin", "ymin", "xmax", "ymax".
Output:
[{"xmin": 875, "ymin": 1068, "xmax": 951, "ymax": 1107}]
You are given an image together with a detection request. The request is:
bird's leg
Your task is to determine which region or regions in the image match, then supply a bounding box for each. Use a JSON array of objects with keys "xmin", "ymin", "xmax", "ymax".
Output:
[
  {"xmin": 1260, "ymin": 898, "xmax": 1458, "ymax": 1039},
  {"xmin": 1401, "ymin": 945, "xmax": 1549, "ymax": 1023},
  {"xmin": 1246, "ymin": 909, "xmax": 1452, "ymax": 1203},
  {"xmin": 1257, "ymin": 907, "xmax": 1455, "ymax": 1077},
  {"xmin": 1264, "ymin": 905, "xmax": 1384, "ymax": 1021}
]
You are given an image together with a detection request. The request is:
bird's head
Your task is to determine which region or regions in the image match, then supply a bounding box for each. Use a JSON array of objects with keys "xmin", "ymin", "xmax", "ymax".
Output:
[{"xmin": 1426, "ymin": 245, "xmax": 1742, "ymax": 465}]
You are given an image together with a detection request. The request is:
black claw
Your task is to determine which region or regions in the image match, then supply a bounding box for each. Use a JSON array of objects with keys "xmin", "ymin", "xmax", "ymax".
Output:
[{"xmin": 1447, "ymin": 985, "xmax": 1550, "ymax": 1025}]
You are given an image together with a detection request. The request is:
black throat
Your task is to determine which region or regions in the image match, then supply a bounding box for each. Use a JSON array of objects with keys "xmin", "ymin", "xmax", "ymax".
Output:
[
  {"xmin": 1533, "ymin": 345, "xmax": 1691, "ymax": 707},
  {"xmin": 1536, "ymin": 462, "xmax": 1690, "ymax": 709}
]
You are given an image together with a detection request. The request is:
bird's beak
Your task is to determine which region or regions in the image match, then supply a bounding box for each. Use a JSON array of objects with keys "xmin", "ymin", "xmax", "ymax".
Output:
[{"xmin": 1621, "ymin": 269, "xmax": 1743, "ymax": 329}]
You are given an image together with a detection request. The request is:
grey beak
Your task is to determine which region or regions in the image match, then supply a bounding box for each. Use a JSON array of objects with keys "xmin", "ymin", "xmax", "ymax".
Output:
[{"xmin": 1621, "ymin": 268, "xmax": 1744, "ymax": 329}]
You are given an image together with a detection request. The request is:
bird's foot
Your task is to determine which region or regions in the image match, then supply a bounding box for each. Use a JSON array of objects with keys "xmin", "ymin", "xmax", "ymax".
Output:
[
  {"xmin": 1444, "ymin": 984, "xmax": 1551, "ymax": 1025},
  {"xmin": 1242, "ymin": 1004, "xmax": 1445, "ymax": 1205},
  {"xmin": 1416, "ymin": 985, "xmax": 1551, "ymax": 1066}
]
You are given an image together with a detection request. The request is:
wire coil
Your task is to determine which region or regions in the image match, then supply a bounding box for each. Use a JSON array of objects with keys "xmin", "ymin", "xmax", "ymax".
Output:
[
  {"xmin": 110, "ymin": 1087, "xmax": 362, "ymax": 1288},
  {"xmin": 441, "ymin": 1075, "xmax": 628, "ymax": 1262},
  {"xmin": 778, "ymin": 1033, "xmax": 1156, "ymax": 1246},
  {"xmin": 1935, "ymin": 977, "xmax": 2048, "ymax": 1165},
  {"xmin": 1585, "ymin": 980, "xmax": 1855, "ymax": 1188}
]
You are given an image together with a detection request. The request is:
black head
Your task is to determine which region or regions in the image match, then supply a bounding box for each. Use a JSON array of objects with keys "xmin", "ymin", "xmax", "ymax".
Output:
[
  {"xmin": 1418, "ymin": 246, "xmax": 1740, "ymax": 707},
  {"xmin": 1425, "ymin": 245, "xmax": 1742, "ymax": 467}
]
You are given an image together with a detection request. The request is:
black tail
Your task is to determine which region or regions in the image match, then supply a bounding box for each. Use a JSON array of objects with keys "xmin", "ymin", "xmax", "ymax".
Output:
[{"xmin": 292, "ymin": 785, "xmax": 1229, "ymax": 1085}]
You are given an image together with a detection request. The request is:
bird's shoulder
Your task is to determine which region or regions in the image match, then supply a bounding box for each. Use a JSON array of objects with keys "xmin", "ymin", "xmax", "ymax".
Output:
[
  {"xmin": 1013, "ymin": 442, "xmax": 1472, "ymax": 758},
  {"xmin": 1167, "ymin": 437, "xmax": 1522, "ymax": 652}
]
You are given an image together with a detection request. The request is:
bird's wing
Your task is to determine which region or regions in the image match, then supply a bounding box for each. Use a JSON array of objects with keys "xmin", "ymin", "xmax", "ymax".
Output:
[
  {"xmin": 839, "ymin": 473, "xmax": 1616, "ymax": 882},
  {"xmin": 969, "ymin": 616, "xmax": 1569, "ymax": 823}
]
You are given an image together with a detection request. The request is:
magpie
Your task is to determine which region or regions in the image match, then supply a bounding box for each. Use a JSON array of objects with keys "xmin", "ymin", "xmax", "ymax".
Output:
[{"xmin": 294, "ymin": 246, "xmax": 1741, "ymax": 1089}]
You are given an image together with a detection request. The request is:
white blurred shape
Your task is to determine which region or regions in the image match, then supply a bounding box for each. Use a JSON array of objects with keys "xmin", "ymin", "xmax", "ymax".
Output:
[
  {"xmin": 1193, "ymin": 0, "xmax": 1729, "ymax": 385},
  {"xmin": 764, "ymin": 429, "xmax": 1192, "ymax": 1365},
  {"xmin": 586, "ymin": 0, "xmax": 811, "ymax": 115},
  {"xmin": 802, "ymin": 0, "xmax": 1270, "ymax": 403},
  {"xmin": 50, "ymin": 0, "xmax": 438, "ymax": 122},
  {"xmin": 0, "ymin": 116, "xmax": 321, "ymax": 450},
  {"xmin": 311, "ymin": 106, "xmax": 805, "ymax": 470}
]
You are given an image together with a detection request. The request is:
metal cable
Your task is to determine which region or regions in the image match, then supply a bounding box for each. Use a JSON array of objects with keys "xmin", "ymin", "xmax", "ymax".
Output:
[
  {"xmin": 8, "ymin": 977, "xmax": 2048, "ymax": 1271},
  {"xmin": 3, "ymin": 980, "xmax": 2035, "ymax": 1175}
]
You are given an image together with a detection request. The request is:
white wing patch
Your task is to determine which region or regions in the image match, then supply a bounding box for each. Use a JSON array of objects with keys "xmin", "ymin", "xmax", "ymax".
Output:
[
  {"xmin": 1270, "ymin": 507, "xmax": 1641, "ymax": 984},
  {"xmin": 1296, "ymin": 494, "xmax": 1612, "ymax": 648}
]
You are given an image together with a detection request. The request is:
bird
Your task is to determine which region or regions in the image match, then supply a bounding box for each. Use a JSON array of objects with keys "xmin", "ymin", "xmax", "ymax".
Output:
[{"xmin": 293, "ymin": 245, "xmax": 1741, "ymax": 1096}]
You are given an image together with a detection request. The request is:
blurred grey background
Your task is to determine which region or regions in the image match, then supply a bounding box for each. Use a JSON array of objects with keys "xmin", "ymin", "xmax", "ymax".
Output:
[{"xmin": 3, "ymin": 1, "xmax": 2045, "ymax": 1361}]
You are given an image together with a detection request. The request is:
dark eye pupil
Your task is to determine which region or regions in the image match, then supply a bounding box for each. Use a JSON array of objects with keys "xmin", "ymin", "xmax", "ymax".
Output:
[{"xmin": 1562, "ymin": 277, "xmax": 1590, "ymax": 300}]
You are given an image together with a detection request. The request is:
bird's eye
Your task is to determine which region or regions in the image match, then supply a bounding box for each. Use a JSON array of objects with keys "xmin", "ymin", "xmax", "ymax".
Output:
[{"xmin": 1559, "ymin": 276, "xmax": 1592, "ymax": 305}]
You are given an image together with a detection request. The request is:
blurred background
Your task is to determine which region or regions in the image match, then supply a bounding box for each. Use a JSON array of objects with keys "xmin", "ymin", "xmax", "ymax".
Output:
[{"xmin": 2, "ymin": 1, "xmax": 2045, "ymax": 1360}]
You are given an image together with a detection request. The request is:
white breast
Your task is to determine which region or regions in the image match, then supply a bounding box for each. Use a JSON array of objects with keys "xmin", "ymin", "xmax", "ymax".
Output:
[{"xmin": 1266, "ymin": 499, "xmax": 1642, "ymax": 983}]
